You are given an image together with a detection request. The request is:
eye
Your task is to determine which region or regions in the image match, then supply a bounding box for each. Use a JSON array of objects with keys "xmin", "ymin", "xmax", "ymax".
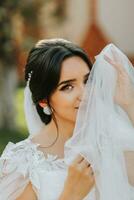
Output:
[{"xmin": 60, "ymin": 84, "xmax": 74, "ymax": 92}]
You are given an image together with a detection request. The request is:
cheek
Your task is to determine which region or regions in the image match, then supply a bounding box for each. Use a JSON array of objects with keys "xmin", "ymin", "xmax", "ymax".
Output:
[
  {"xmin": 50, "ymin": 91, "xmax": 78, "ymax": 122},
  {"xmin": 50, "ymin": 92, "xmax": 76, "ymax": 111}
]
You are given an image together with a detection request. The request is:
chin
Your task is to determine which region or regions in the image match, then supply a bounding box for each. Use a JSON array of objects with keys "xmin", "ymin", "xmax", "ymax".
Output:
[
  {"xmin": 66, "ymin": 114, "xmax": 77, "ymax": 124},
  {"xmin": 72, "ymin": 114, "xmax": 78, "ymax": 123}
]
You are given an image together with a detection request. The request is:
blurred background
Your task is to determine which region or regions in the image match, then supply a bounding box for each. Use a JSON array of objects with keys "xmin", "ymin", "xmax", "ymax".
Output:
[{"xmin": 0, "ymin": 0, "xmax": 134, "ymax": 154}]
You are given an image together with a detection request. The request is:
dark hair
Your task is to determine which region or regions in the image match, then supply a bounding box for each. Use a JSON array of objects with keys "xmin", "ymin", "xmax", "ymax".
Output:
[{"xmin": 25, "ymin": 38, "xmax": 92, "ymax": 125}]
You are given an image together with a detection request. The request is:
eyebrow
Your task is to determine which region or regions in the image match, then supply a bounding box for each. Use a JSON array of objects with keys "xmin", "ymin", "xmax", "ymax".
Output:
[{"xmin": 57, "ymin": 72, "xmax": 90, "ymax": 87}]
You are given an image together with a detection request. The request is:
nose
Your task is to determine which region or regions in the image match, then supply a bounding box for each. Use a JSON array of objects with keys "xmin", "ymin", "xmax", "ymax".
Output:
[{"xmin": 77, "ymin": 84, "xmax": 85, "ymax": 101}]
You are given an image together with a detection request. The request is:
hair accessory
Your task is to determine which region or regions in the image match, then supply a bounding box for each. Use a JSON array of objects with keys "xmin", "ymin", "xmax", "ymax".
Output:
[
  {"xmin": 27, "ymin": 71, "xmax": 33, "ymax": 86},
  {"xmin": 24, "ymin": 70, "xmax": 44, "ymax": 137}
]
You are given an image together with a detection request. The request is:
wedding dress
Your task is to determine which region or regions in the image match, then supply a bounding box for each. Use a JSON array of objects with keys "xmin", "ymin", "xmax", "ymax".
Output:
[
  {"xmin": 0, "ymin": 138, "xmax": 96, "ymax": 200},
  {"xmin": 0, "ymin": 44, "xmax": 134, "ymax": 200}
]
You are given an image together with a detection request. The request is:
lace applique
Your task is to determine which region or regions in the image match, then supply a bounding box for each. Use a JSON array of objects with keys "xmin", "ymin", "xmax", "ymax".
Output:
[
  {"xmin": 0, "ymin": 139, "xmax": 42, "ymax": 179},
  {"xmin": 0, "ymin": 138, "xmax": 67, "ymax": 194},
  {"xmin": 27, "ymin": 138, "xmax": 67, "ymax": 171},
  {"xmin": 0, "ymin": 138, "xmax": 67, "ymax": 180}
]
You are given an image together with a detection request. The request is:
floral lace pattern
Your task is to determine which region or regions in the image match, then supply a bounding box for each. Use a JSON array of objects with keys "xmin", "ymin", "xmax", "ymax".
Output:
[{"xmin": 0, "ymin": 138, "xmax": 67, "ymax": 190}]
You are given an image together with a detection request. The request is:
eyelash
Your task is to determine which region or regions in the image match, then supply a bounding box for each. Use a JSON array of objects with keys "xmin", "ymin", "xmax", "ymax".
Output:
[{"xmin": 60, "ymin": 78, "xmax": 88, "ymax": 91}]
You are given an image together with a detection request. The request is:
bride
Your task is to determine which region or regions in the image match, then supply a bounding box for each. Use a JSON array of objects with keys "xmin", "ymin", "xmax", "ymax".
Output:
[{"xmin": 0, "ymin": 39, "xmax": 134, "ymax": 200}]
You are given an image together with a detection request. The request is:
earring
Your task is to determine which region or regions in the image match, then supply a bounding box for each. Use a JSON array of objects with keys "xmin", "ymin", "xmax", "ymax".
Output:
[{"xmin": 43, "ymin": 106, "xmax": 52, "ymax": 115}]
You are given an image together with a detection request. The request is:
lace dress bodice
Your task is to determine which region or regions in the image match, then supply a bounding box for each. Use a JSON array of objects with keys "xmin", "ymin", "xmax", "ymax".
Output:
[{"xmin": 0, "ymin": 138, "xmax": 95, "ymax": 200}]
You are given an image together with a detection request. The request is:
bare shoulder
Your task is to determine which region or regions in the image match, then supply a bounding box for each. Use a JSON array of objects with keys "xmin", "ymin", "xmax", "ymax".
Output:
[{"xmin": 16, "ymin": 182, "xmax": 37, "ymax": 200}]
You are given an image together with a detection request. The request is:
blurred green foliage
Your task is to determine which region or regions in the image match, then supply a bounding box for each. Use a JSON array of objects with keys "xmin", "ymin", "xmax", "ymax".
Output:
[
  {"xmin": 0, "ymin": 87, "xmax": 28, "ymax": 155},
  {"xmin": 0, "ymin": 0, "xmax": 44, "ymax": 64}
]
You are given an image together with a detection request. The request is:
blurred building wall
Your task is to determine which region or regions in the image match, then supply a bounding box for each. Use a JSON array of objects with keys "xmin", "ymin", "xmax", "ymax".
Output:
[
  {"xmin": 98, "ymin": 0, "xmax": 134, "ymax": 55},
  {"xmin": 41, "ymin": 0, "xmax": 134, "ymax": 61},
  {"xmin": 40, "ymin": 0, "xmax": 90, "ymax": 44},
  {"xmin": 18, "ymin": 0, "xmax": 134, "ymax": 78}
]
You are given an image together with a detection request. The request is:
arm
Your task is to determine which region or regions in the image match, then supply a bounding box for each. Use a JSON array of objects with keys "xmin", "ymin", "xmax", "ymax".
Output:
[
  {"xmin": 124, "ymin": 105, "xmax": 134, "ymax": 126},
  {"xmin": 16, "ymin": 182, "xmax": 37, "ymax": 200}
]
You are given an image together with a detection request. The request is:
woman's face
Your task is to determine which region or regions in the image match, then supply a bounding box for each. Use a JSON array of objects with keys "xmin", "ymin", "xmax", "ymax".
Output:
[{"xmin": 50, "ymin": 56, "xmax": 90, "ymax": 124}]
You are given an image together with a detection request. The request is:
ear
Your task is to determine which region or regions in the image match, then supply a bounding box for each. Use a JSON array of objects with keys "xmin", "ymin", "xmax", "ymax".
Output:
[{"xmin": 39, "ymin": 99, "xmax": 47, "ymax": 108}]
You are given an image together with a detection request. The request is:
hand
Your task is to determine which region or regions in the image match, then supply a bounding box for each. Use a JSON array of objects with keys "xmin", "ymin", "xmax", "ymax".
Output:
[
  {"xmin": 59, "ymin": 155, "xmax": 95, "ymax": 200},
  {"xmin": 104, "ymin": 50, "xmax": 134, "ymax": 112}
]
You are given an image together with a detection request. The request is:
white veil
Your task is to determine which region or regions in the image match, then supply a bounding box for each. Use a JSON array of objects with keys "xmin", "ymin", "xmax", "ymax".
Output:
[
  {"xmin": 24, "ymin": 43, "xmax": 134, "ymax": 199},
  {"xmin": 64, "ymin": 43, "xmax": 134, "ymax": 199},
  {"xmin": 24, "ymin": 84, "xmax": 44, "ymax": 137}
]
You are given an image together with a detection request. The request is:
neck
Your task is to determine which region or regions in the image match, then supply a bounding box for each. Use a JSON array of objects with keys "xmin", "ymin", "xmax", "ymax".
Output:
[
  {"xmin": 36, "ymin": 116, "xmax": 75, "ymax": 147},
  {"xmin": 49, "ymin": 117, "xmax": 75, "ymax": 142}
]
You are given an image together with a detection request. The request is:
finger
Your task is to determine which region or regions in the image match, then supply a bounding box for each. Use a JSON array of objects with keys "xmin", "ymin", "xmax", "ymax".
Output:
[
  {"xmin": 72, "ymin": 154, "xmax": 84, "ymax": 165},
  {"xmin": 111, "ymin": 48, "xmax": 119, "ymax": 63},
  {"xmin": 104, "ymin": 55, "xmax": 127, "ymax": 75},
  {"xmin": 104, "ymin": 54, "xmax": 118, "ymax": 68},
  {"xmin": 79, "ymin": 159, "xmax": 91, "ymax": 169},
  {"xmin": 85, "ymin": 166, "xmax": 94, "ymax": 176}
]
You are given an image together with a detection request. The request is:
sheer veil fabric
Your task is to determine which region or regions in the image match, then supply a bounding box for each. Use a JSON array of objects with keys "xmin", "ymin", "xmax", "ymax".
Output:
[
  {"xmin": 24, "ymin": 43, "xmax": 134, "ymax": 199},
  {"xmin": 24, "ymin": 81, "xmax": 44, "ymax": 137},
  {"xmin": 64, "ymin": 44, "xmax": 134, "ymax": 200}
]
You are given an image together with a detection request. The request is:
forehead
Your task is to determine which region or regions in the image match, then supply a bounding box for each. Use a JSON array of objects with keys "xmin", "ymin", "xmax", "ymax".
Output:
[{"xmin": 59, "ymin": 56, "xmax": 90, "ymax": 80}]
